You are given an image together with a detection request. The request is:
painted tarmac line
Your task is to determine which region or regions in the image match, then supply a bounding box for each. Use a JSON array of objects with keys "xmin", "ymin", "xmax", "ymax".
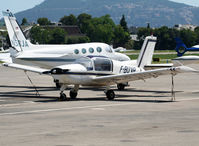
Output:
[
  {"xmin": 0, "ymin": 101, "xmax": 35, "ymax": 107},
  {"xmin": 0, "ymin": 102, "xmax": 137, "ymax": 116},
  {"xmin": 178, "ymin": 97, "xmax": 199, "ymax": 101}
]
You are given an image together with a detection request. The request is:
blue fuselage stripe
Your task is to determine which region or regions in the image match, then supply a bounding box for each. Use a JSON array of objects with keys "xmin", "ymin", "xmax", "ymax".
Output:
[{"xmin": 20, "ymin": 58, "xmax": 76, "ymax": 62}]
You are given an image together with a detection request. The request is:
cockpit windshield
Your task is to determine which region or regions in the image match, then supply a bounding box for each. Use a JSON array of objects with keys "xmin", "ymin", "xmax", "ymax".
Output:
[
  {"xmin": 105, "ymin": 46, "xmax": 113, "ymax": 53},
  {"xmin": 75, "ymin": 57, "xmax": 113, "ymax": 72},
  {"xmin": 75, "ymin": 57, "xmax": 93, "ymax": 71},
  {"xmin": 93, "ymin": 58, "xmax": 112, "ymax": 72}
]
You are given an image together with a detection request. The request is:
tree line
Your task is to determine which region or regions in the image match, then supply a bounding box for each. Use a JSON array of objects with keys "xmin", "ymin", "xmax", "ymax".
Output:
[
  {"xmin": 2, "ymin": 13, "xmax": 199, "ymax": 50},
  {"xmin": 135, "ymin": 26, "xmax": 199, "ymax": 50},
  {"xmin": 28, "ymin": 14, "xmax": 131, "ymax": 49}
]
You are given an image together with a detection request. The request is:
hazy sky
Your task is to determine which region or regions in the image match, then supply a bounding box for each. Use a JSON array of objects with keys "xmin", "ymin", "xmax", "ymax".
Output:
[
  {"xmin": 0, "ymin": 0, "xmax": 199, "ymax": 17},
  {"xmin": 0, "ymin": 0, "xmax": 44, "ymax": 17}
]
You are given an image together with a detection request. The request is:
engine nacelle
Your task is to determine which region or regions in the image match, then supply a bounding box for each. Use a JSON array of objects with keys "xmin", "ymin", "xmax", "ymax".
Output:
[{"xmin": 46, "ymin": 64, "xmax": 87, "ymax": 74}]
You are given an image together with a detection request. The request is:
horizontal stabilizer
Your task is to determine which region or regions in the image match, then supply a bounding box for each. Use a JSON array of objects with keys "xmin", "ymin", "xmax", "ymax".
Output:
[{"xmin": 144, "ymin": 63, "xmax": 173, "ymax": 70}]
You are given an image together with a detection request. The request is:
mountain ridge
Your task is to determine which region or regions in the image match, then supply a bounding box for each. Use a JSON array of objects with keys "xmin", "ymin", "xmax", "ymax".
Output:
[{"xmin": 14, "ymin": 0, "xmax": 199, "ymax": 27}]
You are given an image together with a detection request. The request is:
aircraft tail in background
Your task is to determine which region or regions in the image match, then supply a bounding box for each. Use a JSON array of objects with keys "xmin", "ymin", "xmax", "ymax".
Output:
[
  {"xmin": 137, "ymin": 36, "xmax": 157, "ymax": 68},
  {"xmin": 2, "ymin": 10, "xmax": 33, "ymax": 54},
  {"xmin": 175, "ymin": 38, "xmax": 199, "ymax": 56}
]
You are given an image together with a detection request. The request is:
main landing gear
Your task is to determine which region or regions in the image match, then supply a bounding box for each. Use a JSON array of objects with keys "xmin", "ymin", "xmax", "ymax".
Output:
[
  {"xmin": 59, "ymin": 84, "xmax": 79, "ymax": 101},
  {"xmin": 117, "ymin": 84, "xmax": 125, "ymax": 90},
  {"xmin": 58, "ymin": 84, "xmax": 116, "ymax": 101},
  {"xmin": 117, "ymin": 83, "xmax": 128, "ymax": 90},
  {"xmin": 104, "ymin": 86, "xmax": 115, "ymax": 100}
]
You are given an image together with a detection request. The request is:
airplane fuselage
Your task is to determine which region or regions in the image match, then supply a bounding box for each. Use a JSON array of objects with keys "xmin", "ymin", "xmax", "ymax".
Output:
[
  {"xmin": 11, "ymin": 42, "xmax": 130, "ymax": 68},
  {"xmin": 51, "ymin": 57, "xmax": 140, "ymax": 86}
]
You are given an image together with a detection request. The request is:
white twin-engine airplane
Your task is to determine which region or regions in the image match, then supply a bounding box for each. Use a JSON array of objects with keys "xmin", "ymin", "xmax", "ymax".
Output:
[{"xmin": 1, "ymin": 11, "xmax": 196, "ymax": 101}]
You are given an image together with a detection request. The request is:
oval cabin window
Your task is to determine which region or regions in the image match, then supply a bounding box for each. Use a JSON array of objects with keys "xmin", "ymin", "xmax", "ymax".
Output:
[
  {"xmin": 89, "ymin": 47, "xmax": 94, "ymax": 53},
  {"xmin": 82, "ymin": 48, "xmax": 86, "ymax": 54},
  {"xmin": 74, "ymin": 49, "xmax": 79, "ymax": 54},
  {"xmin": 97, "ymin": 47, "xmax": 102, "ymax": 53}
]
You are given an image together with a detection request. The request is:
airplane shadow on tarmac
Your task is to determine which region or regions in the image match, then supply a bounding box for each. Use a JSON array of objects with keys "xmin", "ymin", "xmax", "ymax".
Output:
[{"xmin": 0, "ymin": 85, "xmax": 183, "ymax": 103}]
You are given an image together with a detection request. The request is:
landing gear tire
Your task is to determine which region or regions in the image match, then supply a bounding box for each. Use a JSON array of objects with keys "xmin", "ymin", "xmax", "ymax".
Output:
[
  {"xmin": 70, "ymin": 91, "xmax": 78, "ymax": 100},
  {"xmin": 106, "ymin": 90, "xmax": 115, "ymax": 100},
  {"xmin": 56, "ymin": 83, "xmax": 61, "ymax": 89},
  {"xmin": 117, "ymin": 84, "xmax": 125, "ymax": 90},
  {"xmin": 60, "ymin": 93, "xmax": 68, "ymax": 101}
]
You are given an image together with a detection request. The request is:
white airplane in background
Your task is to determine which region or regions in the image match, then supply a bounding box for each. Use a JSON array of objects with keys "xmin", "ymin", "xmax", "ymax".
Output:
[
  {"xmin": 1, "ymin": 10, "xmax": 196, "ymax": 101},
  {"xmin": 2, "ymin": 10, "xmax": 131, "ymax": 88},
  {"xmin": 0, "ymin": 48, "xmax": 11, "ymax": 63}
]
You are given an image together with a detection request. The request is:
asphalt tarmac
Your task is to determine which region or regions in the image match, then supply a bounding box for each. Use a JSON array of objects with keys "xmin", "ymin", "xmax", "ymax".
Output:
[{"xmin": 1, "ymin": 65, "xmax": 199, "ymax": 146}]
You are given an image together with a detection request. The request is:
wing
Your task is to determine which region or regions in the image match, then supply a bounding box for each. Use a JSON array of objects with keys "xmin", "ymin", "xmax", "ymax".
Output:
[
  {"xmin": 2, "ymin": 63, "xmax": 48, "ymax": 74},
  {"xmin": 92, "ymin": 66, "xmax": 196, "ymax": 85}
]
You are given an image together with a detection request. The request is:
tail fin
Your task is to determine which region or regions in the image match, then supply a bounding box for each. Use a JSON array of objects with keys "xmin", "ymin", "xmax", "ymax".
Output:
[
  {"xmin": 2, "ymin": 11, "xmax": 33, "ymax": 53},
  {"xmin": 175, "ymin": 38, "xmax": 187, "ymax": 57},
  {"xmin": 137, "ymin": 36, "xmax": 157, "ymax": 68}
]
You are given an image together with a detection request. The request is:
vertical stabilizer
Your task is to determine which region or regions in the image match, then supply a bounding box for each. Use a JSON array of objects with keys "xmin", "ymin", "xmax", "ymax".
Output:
[
  {"xmin": 137, "ymin": 36, "xmax": 157, "ymax": 68},
  {"xmin": 2, "ymin": 11, "xmax": 32, "ymax": 53}
]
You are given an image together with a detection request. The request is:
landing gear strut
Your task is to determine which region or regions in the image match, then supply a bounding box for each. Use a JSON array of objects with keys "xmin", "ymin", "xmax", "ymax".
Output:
[
  {"xmin": 59, "ymin": 84, "xmax": 69, "ymax": 101},
  {"xmin": 54, "ymin": 79, "xmax": 62, "ymax": 89}
]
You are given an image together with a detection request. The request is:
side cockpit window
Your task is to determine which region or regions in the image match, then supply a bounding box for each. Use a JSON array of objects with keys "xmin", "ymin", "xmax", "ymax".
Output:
[
  {"xmin": 93, "ymin": 58, "xmax": 112, "ymax": 72},
  {"xmin": 105, "ymin": 46, "xmax": 113, "ymax": 53}
]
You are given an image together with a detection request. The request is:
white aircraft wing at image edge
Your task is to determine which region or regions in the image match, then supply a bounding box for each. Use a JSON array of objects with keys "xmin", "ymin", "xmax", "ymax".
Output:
[{"xmin": 3, "ymin": 63, "xmax": 49, "ymax": 74}]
